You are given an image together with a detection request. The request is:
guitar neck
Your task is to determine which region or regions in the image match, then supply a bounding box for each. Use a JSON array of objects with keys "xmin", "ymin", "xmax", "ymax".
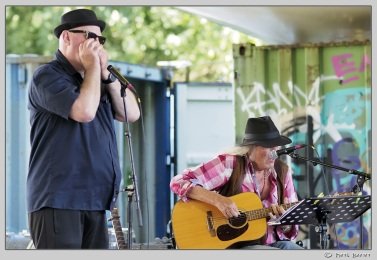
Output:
[
  {"xmin": 110, "ymin": 208, "xmax": 128, "ymax": 249},
  {"xmin": 246, "ymin": 192, "xmax": 355, "ymax": 221},
  {"xmin": 246, "ymin": 202, "xmax": 298, "ymax": 220}
]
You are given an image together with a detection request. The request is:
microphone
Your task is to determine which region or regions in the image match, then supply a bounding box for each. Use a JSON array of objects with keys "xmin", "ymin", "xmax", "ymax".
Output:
[
  {"xmin": 270, "ymin": 144, "xmax": 307, "ymax": 158},
  {"xmin": 107, "ymin": 65, "xmax": 132, "ymax": 88}
]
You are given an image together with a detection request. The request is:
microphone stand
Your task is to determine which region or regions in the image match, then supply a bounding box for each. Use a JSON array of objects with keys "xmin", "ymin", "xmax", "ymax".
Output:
[
  {"xmin": 288, "ymin": 153, "xmax": 371, "ymax": 180},
  {"xmin": 109, "ymin": 68, "xmax": 143, "ymax": 249},
  {"xmin": 288, "ymin": 152, "xmax": 371, "ymax": 249}
]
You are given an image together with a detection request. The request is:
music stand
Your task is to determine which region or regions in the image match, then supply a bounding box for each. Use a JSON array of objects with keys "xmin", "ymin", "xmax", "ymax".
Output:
[{"xmin": 268, "ymin": 195, "xmax": 371, "ymax": 249}]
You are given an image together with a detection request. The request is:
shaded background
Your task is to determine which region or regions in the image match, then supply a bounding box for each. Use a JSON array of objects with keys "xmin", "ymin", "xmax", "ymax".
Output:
[{"xmin": 5, "ymin": 5, "xmax": 371, "ymax": 249}]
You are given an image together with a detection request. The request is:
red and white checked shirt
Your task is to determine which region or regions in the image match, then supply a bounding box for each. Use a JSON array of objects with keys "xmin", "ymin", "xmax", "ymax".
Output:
[{"xmin": 170, "ymin": 153, "xmax": 299, "ymax": 245}]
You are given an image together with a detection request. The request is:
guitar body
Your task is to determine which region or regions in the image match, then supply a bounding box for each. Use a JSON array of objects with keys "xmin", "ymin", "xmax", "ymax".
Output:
[{"xmin": 171, "ymin": 192, "xmax": 267, "ymax": 249}]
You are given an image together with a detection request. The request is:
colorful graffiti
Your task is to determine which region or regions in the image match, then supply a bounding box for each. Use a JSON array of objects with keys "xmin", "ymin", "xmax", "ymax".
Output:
[
  {"xmin": 235, "ymin": 48, "xmax": 371, "ymax": 249},
  {"xmin": 331, "ymin": 54, "xmax": 371, "ymax": 84}
]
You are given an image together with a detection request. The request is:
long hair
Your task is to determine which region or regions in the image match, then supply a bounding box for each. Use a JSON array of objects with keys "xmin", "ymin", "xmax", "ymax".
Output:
[
  {"xmin": 217, "ymin": 145, "xmax": 254, "ymax": 196},
  {"xmin": 217, "ymin": 145, "xmax": 251, "ymax": 156}
]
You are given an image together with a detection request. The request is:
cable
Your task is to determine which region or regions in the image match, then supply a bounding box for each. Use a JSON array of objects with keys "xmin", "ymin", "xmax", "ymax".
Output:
[
  {"xmin": 137, "ymin": 91, "xmax": 151, "ymax": 248},
  {"xmin": 129, "ymin": 86, "xmax": 151, "ymax": 248},
  {"xmin": 312, "ymin": 147, "xmax": 331, "ymax": 195},
  {"xmin": 312, "ymin": 146, "xmax": 339, "ymax": 249}
]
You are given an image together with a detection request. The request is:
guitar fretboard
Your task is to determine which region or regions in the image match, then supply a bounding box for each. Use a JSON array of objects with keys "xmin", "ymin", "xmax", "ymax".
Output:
[
  {"xmin": 246, "ymin": 202, "xmax": 298, "ymax": 220},
  {"xmin": 110, "ymin": 208, "xmax": 127, "ymax": 249}
]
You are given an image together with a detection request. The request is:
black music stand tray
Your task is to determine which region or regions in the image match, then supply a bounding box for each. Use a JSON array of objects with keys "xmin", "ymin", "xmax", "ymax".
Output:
[{"xmin": 268, "ymin": 195, "xmax": 371, "ymax": 249}]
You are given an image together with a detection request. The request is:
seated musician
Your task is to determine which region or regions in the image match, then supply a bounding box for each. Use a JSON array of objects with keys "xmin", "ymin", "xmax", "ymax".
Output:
[{"xmin": 170, "ymin": 116, "xmax": 303, "ymax": 249}]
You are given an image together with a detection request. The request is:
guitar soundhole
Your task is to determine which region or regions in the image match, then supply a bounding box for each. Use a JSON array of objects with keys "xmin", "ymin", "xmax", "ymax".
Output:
[
  {"xmin": 228, "ymin": 212, "xmax": 247, "ymax": 228},
  {"xmin": 217, "ymin": 223, "xmax": 249, "ymax": 241},
  {"xmin": 215, "ymin": 212, "xmax": 249, "ymax": 242}
]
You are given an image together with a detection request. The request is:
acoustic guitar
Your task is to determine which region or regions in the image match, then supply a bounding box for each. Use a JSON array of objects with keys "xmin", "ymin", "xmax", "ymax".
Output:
[{"xmin": 171, "ymin": 192, "xmax": 298, "ymax": 249}]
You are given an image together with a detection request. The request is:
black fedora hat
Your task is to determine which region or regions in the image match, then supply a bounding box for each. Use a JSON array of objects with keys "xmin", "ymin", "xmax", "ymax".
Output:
[
  {"xmin": 54, "ymin": 9, "xmax": 106, "ymax": 38},
  {"xmin": 241, "ymin": 116, "xmax": 292, "ymax": 148}
]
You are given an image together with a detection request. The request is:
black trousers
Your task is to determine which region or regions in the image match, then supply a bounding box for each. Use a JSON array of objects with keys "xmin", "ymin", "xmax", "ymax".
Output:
[{"xmin": 29, "ymin": 208, "xmax": 109, "ymax": 249}]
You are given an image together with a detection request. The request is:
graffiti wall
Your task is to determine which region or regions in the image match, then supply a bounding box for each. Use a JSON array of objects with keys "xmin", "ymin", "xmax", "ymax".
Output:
[{"xmin": 233, "ymin": 42, "xmax": 371, "ymax": 249}]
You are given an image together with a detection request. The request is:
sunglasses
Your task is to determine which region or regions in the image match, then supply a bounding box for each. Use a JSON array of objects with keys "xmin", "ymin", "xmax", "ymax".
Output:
[{"xmin": 68, "ymin": 30, "xmax": 106, "ymax": 45}]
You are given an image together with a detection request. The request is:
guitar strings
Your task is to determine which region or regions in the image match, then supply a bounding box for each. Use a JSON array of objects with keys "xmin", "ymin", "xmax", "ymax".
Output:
[
  {"xmin": 208, "ymin": 201, "xmax": 300, "ymax": 222},
  {"xmin": 209, "ymin": 213, "xmax": 262, "ymax": 222}
]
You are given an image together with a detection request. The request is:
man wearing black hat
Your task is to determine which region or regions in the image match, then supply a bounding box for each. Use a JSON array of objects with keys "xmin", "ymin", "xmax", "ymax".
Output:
[
  {"xmin": 27, "ymin": 9, "xmax": 140, "ymax": 249},
  {"xmin": 170, "ymin": 116, "xmax": 303, "ymax": 249}
]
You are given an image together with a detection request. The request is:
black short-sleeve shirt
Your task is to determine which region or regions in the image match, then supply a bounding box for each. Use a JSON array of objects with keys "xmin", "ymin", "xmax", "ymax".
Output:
[{"xmin": 27, "ymin": 50, "xmax": 121, "ymax": 213}]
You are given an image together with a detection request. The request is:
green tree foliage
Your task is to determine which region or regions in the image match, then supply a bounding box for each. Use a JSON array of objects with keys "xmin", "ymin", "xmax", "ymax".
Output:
[{"xmin": 6, "ymin": 6, "xmax": 254, "ymax": 82}]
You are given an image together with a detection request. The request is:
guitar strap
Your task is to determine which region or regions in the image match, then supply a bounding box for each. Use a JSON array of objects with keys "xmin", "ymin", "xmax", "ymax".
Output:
[
  {"xmin": 273, "ymin": 158, "xmax": 289, "ymax": 241},
  {"xmin": 274, "ymin": 158, "xmax": 288, "ymax": 205}
]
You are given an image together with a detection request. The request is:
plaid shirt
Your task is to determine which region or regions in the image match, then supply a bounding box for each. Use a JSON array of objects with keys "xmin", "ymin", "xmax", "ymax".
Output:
[{"xmin": 170, "ymin": 153, "xmax": 299, "ymax": 245}]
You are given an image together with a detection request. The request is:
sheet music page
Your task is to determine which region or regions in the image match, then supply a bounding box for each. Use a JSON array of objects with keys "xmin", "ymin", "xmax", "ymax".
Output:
[{"xmin": 267, "ymin": 200, "xmax": 304, "ymax": 226}]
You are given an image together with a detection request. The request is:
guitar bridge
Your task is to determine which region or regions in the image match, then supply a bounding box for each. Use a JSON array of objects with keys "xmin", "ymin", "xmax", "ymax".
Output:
[{"xmin": 206, "ymin": 211, "xmax": 216, "ymax": 237}]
